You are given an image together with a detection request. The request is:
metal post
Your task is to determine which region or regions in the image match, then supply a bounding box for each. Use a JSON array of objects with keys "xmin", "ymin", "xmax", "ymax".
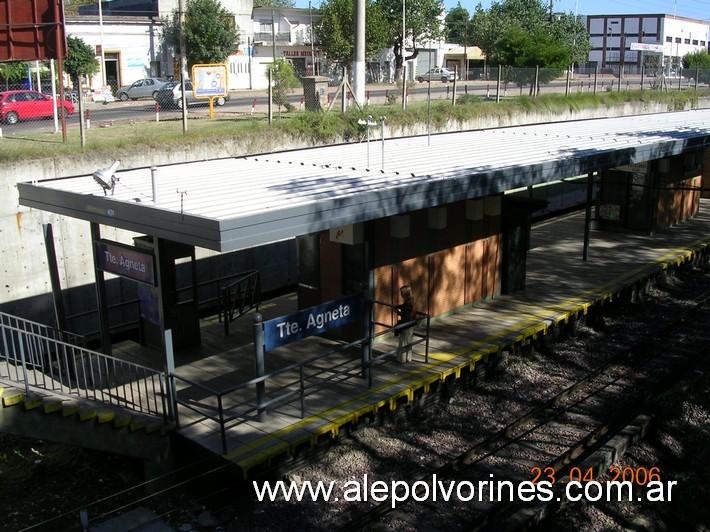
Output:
[
  {"xmin": 268, "ymin": 70, "xmax": 273, "ymax": 124},
  {"xmin": 43, "ymin": 223, "xmax": 68, "ymax": 334},
  {"xmin": 90, "ymin": 222, "xmax": 112, "ymax": 356},
  {"xmin": 253, "ymin": 313, "xmax": 266, "ymax": 422},
  {"xmin": 401, "ymin": 63, "xmax": 407, "ymax": 110},
  {"xmin": 353, "ymin": 0, "xmax": 366, "ymax": 106},
  {"xmin": 583, "ymin": 171, "xmax": 594, "ymax": 261},
  {"xmin": 427, "ymin": 48, "xmax": 432, "ymax": 146},
  {"xmin": 535, "ymin": 65, "xmax": 540, "ymax": 97},
  {"xmin": 164, "ymin": 329, "xmax": 179, "ymax": 424},
  {"xmin": 53, "ymin": 0, "xmax": 67, "ymax": 142},
  {"xmin": 496, "ymin": 65, "xmax": 501, "ymax": 103},
  {"xmin": 341, "ymin": 66, "xmax": 347, "ymax": 113},
  {"xmin": 309, "ymin": 2, "xmax": 316, "ymax": 75},
  {"xmin": 179, "ymin": 0, "xmax": 188, "ymax": 133},
  {"xmin": 151, "ymin": 166, "xmax": 159, "ymax": 204},
  {"xmin": 380, "ymin": 116, "xmax": 386, "ymax": 171}
]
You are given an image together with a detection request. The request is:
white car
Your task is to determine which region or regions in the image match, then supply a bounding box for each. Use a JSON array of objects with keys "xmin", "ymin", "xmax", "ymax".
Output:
[{"xmin": 416, "ymin": 67, "xmax": 457, "ymax": 83}]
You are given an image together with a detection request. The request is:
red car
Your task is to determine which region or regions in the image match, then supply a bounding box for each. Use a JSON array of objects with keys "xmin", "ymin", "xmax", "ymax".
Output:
[{"xmin": 0, "ymin": 90, "xmax": 75, "ymax": 124}]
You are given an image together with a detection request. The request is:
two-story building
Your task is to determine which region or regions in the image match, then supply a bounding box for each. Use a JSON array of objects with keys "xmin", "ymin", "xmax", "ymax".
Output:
[
  {"xmin": 584, "ymin": 14, "xmax": 709, "ymax": 76},
  {"xmin": 67, "ymin": 0, "xmax": 321, "ymax": 93}
]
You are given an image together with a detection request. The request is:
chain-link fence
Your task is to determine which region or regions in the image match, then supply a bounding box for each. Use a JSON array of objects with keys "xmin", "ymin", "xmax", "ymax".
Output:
[{"xmin": 1, "ymin": 66, "xmax": 708, "ymax": 138}]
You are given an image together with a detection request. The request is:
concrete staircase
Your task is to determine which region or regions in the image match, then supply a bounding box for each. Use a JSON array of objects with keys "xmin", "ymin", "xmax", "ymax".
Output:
[{"xmin": 0, "ymin": 383, "xmax": 175, "ymax": 478}]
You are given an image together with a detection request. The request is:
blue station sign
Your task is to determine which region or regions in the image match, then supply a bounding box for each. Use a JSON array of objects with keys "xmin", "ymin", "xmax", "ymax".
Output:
[
  {"xmin": 95, "ymin": 240, "xmax": 156, "ymax": 286},
  {"xmin": 263, "ymin": 294, "xmax": 362, "ymax": 352}
]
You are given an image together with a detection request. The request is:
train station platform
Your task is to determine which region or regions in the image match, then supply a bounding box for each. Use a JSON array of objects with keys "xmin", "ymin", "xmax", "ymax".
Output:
[{"xmin": 112, "ymin": 201, "xmax": 710, "ymax": 478}]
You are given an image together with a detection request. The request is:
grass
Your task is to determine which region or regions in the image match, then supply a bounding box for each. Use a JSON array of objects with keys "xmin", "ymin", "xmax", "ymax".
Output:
[{"xmin": 1, "ymin": 88, "xmax": 707, "ymax": 164}]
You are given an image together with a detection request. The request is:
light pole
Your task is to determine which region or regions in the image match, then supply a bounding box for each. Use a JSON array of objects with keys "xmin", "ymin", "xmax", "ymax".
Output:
[
  {"xmin": 608, "ymin": 20, "xmax": 619, "ymax": 69},
  {"xmin": 98, "ymin": 0, "xmax": 106, "ymax": 86}
]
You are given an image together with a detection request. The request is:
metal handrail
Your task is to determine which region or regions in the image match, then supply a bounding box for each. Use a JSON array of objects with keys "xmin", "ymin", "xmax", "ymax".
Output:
[
  {"xmin": 170, "ymin": 334, "xmax": 367, "ymax": 453},
  {"xmin": 169, "ymin": 302, "xmax": 430, "ymax": 454},
  {"xmin": 221, "ymin": 270, "xmax": 261, "ymax": 335},
  {"xmin": 0, "ymin": 317, "xmax": 167, "ymax": 420}
]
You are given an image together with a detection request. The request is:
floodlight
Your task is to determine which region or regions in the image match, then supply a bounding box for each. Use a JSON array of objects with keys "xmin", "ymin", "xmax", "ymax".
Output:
[{"xmin": 93, "ymin": 160, "xmax": 121, "ymax": 195}]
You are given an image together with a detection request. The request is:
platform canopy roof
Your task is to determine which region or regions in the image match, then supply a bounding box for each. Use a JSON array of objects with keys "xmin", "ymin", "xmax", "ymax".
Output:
[{"xmin": 17, "ymin": 109, "xmax": 710, "ymax": 252}]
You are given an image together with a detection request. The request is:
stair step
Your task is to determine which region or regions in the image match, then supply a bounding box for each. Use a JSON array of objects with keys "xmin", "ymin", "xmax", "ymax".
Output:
[
  {"xmin": 1, "ymin": 390, "xmax": 25, "ymax": 407},
  {"xmin": 42, "ymin": 400, "xmax": 63, "ymax": 414}
]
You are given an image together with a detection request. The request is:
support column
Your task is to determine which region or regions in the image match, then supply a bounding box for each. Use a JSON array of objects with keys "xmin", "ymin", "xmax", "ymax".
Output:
[
  {"xmin": 583, "ymin": 171, "xmax": 595, "ymax": 261},
  {"xmin": 90, "ymin": 222, "xmax": 112, "ymax": 356}
]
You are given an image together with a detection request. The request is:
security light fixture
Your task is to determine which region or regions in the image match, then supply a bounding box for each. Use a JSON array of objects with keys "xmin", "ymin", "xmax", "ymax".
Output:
[{"xmin": 93, "ymin": 160, "xmax": 121, "ymax": 195}]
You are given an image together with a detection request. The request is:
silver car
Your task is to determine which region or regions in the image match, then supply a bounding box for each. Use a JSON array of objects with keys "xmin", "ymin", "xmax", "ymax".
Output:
[
  {"xmin": 116, "ymin": 77, "xmax": 171, "ymax": 101},
  {"xmin": 154, "ymin": 80, "xmax": 229, "ymax": 109}
]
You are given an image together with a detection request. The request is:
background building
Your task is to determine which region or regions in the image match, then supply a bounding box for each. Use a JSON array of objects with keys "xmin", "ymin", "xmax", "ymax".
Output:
[{"xmin": 585, "ymin": 14, "xmax": 709, "ymax": 77}]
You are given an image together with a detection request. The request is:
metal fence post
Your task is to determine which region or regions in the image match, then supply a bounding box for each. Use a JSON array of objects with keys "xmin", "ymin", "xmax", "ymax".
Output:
[
  {"xmin": 253, "ymin": 313, "xmax": 266, "ymax": 422},
  {"xmin": 164, "ymin": 329, "xmax": 179, "ymax": 425}
]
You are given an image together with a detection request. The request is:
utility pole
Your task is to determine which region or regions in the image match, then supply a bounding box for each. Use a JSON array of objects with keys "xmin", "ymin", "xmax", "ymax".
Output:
[
  {"xmin": 353, "ymin": 0, "xmax": 365, "ymax": 106},
  {"xmin": 179, "ymin": 0, "xmax": 187, "ymax": 132}
]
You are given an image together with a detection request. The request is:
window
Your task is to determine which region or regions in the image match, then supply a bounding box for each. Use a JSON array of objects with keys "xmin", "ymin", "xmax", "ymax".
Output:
[
  {"xmin": 684, "ymin": 38, "xmax": 690, "ymax": 44},
  {"xmin": 666, "ymin": 36, "xmax": 672, "ymax": 42},
  {"xmin": 675, "ymin": 37, "xmax": 681, "ymax": 43}
]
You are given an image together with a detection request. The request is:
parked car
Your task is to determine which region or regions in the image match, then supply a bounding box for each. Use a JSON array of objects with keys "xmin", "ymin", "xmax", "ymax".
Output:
[
  {"xmin": 154, "ymin": 80, "xmax": 229, "ymax": 109},
  {"xmin": 416, "ymin": 67, "xmax": 457, "ymax": 83},
  {"xmin": 0, "ymin": 90, "xmax": 75, "ymax": 124},
  {"xmin": 116, "ymin": 77, "xmax": 171, "ymax": 101}
]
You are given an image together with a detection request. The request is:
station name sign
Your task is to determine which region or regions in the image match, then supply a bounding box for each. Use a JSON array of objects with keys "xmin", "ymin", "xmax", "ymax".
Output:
[
  {"xmin": 95, "ymin": 240, "xmax": 156, "ymax": 285},
  {"xmin": 263, "ymin": 294, "xmax": 362, "ymax": 351}
]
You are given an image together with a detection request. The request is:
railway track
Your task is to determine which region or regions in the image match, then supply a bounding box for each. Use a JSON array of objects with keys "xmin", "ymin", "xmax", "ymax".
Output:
[{"xmin": 339, "ymin": 292, "xmax": 710, "ymax": 531}]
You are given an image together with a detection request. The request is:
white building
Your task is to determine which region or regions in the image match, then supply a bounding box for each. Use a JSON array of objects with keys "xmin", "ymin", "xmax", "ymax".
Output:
[
  {"xmin": 67, "ymin": 0, "xmax": 300, "ymax": 93},
  {"xmin": 585, "ymin": 14, "xmax": 709, "ymax": 76}
]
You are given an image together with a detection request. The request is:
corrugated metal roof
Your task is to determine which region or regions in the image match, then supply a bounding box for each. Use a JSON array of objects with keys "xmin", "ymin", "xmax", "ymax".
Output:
[{"xmin": 17, "ymin": 109, "xmax": 710, "ymax": 252}]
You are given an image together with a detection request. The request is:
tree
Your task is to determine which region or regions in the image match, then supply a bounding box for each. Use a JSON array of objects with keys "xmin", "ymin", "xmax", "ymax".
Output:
[
  {"xmin": 162, "ymin": 0, "xmax": 240, "ymax": 69},
  {"xmin": 445, "ymin": 3, "xmax": 475, "ymax": 79},
  {"xmin": 267, "ymin": 59, "xmax": 301, "ymax": 113},
  {"xmin": 375, "ymin": 0, "xmax": 446, "ymax": 81},
  {"xmin": 315, "ymin": 0, "xmax": 389, "ymax": 69},
  {"xmin": 0, "ymin": 62, "xmax": 27, "ymax": 90},
  {"xmin": 471, "ymin": 0, "xmax": 590, "ymax": 86},
  {"xmin": 445, "ymin": 3, "xmax": 473, "ymax": 46},
  {"xmin": 683, "ymin": 50, "xmax": 710, "ymax": 83},
  {"xmin": 64, "ymin": 36, "xmax": 100, "ymax": 88}
]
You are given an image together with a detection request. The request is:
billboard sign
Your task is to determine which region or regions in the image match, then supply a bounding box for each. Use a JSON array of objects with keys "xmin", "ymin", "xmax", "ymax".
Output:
[
  {"xmin": 0, "ymin": 0, "xmax": 65, "ymax": 61},
  {"xmin": 630, "ymin": 43, "xmax": 664, "ymax": 53},
  {"xmin": 191, "ymin": 64, "xmax": 228, "ymax": 98},
  {"xmin": 263, "ymin": 294, "xmax": 363, "ymax": 351}
]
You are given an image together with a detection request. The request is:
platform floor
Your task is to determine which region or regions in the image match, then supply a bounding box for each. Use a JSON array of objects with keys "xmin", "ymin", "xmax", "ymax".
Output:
[{"xmin": 112, "ymin": 201, "xmax": 710, "ymax": 477}]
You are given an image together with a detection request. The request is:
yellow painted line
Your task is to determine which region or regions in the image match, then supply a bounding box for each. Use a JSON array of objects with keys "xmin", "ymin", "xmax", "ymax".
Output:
[{"xmin": 223, "ymin": 237, "xmax": 710, "ymax": 463}]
